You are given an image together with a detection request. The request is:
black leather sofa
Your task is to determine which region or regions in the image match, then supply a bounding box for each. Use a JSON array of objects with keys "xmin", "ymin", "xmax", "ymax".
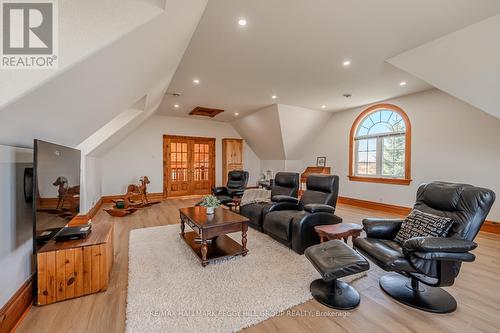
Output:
[
  {"xmin": 212, "ymin": 170, "xmax": 249, "ymax": 206},
  {"xmin": 240, "ymin": 172, "xmax": 299, "ymax": 231},
  {"xmin": 262, "ymin": 174, "xmax": 342, "ymax": 254},
  {"xmin": 353, "ymin": 181, "xmax": 495, "ymax": 313}
]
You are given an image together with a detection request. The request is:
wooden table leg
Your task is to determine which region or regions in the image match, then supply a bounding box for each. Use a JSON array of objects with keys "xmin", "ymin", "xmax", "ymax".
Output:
[
  {"xmin": 242, "ymin": 226, "xmax": 248, "ymax": 256},
  {"xmin": 201, "ymin": 239, "xmax": 208, "ymax": 267}
]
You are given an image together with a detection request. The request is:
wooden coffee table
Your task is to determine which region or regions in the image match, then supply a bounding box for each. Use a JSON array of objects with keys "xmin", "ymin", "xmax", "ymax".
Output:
[
  {"xmin": 179, "ymin": 206, "xmax": 249, "ymax": 266},
  {"xmin": 314, "ymin": 223, "xmax": 363, "ymax": 244}
]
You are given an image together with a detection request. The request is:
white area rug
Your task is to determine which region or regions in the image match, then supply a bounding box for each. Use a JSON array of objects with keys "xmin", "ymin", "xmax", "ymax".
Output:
[{"xmin": 126, "ymin": 224, "xmax": 365, "ymax": 333}]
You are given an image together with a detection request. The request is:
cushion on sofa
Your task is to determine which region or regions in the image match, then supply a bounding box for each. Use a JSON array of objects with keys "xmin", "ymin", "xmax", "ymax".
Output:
[{"xmin": 394, "ymin": 209, "xmax": 453, "ymax": 244}]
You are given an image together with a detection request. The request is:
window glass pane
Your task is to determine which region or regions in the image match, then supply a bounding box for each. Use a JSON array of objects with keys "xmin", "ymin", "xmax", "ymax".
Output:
[
  {"xmin": 357, "ymin": 162, "xmax": 367, "ymax": 175},
  {"xmin": 357, "ymin": 139, "xmax": 368, "ymax": 152},
  {"xmin": 358, "ymin": 151, "xmax": 368, "ymax": 163},
  {"xmin": 382, "ymin": 136, "xmax": 405, "ymax": 177},
  {"xmin": 367, "ymin": 138, "xmax": 377, "ymax": 151},
  {"xmin": 380, "ymin": 110, "xmax": 392, "ymax": 122},
  {"xmin": 366, "ymin": 162, "xmax": 376, "ymax": 175},
  {"xmin": 357, "ymin": 126, "xmax": 369, "ymax": 136},
  {"xmin": 367, "ymin": 151, "xmax": 376, "ymax": 162},
  {"xmin": 354, "ymin": 109, "xmax": 408, "ymax": 179},
  {"xmin": 368, "ymin": 122, "xmax": 392, "ymax": 135},
  {"xmin": 356, "ymin": 110, "xmax": 407, "ymax": 137}
]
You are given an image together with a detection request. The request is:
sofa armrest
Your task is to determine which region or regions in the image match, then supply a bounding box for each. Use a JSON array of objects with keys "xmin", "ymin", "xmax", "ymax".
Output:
[
  {"xmin": 303, "ymin": 204, "xmax": 335, "ymax": 214},
  {"xmin": 267, "ymin": 201, "xmax": 300, "ymax": 212},
  {"xmin": 403, "ymin": 237, "xmax": 477, "ymax": 254},
  {"xmin": 212, "ymin": 186, "xmax": 228, "ymax": 196},
  {"xmin": 362, "ymin": 218, "xmax": 404, "ymax": 240},
  {"xmin": 271, "ymin": 195, "xmax": 299, "ymax": 204},
  {"xmin": 228, "ymin": 189, "xmax": 245, "ymax": 197},
  {"xmin": 291, "ymin": 213, "xmax": 342, "ymax": 254},
  {"xmin": 408, "ymin": 251, "xmax": 476, "ymax": 262}
]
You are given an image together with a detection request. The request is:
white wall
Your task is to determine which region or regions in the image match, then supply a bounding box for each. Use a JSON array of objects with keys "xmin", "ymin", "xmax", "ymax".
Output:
[
  {"xmin": 100, "ymin": 115, "xmax": 261, "ymax": 195},
  {"xmin": 232, "ymin": 105, "xmax": 286, "ymax": 160},
  {"xmin": 0, "ymin": 145, "xmax": 33, "ymax": 308},
  {"xmin": 388, "ymin": 13, "xmax": 500, "ymax": 119},
  {"xmin": 278, "ymin": 104, "xmax": 331, "ymax": 160},
  {"xmin": 302, "ymin": 89, "xmax": 500, "ymax": 221},
  {"xmin": 81, "ymin": 156, "xmax": 102, "ymax": 213},
  {"xmin": 0, "ymin": 0, "xmax": 208, "ymax": 149}
]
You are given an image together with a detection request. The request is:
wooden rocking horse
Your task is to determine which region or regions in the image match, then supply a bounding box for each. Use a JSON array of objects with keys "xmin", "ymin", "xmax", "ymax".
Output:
[
  {"xmin": 53, "ymin": 176, "xmax": 80, "ymax": 218},
  {"xmin": 105, "ymin": 176, "xmax": 160, "ymax": 217}
]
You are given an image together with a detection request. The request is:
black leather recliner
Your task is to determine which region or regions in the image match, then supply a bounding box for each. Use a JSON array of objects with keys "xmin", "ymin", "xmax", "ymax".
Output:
[
  {"xmin": 353, "ymin": 182, "xmax": 496, "ymax": 313},
  {"xmin": 240, "ymin": 172, "xmax": 300, "ymax": 231},
  {"xmin": 263, "ymin": 174, "xmax": 342, "ymax": 254},
  {"xmin": 212, "ymin": 170, "xmax": 249, "ymax": 205}
]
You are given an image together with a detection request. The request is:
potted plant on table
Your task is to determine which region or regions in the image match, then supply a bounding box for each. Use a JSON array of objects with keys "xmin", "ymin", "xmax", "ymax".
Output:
[{"xmin": 199, "ymin": 195, "xmax": 220, "ymax": 214}]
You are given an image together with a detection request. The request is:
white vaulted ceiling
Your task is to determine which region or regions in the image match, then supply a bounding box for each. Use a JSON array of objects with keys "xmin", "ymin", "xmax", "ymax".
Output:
[
  {"xmin": 0, "ymin": 0, "xmax": 162, "ymax": 109},
  {"xmin": 388, "ymin": 14, "xmax": 500, "ymax": 119},
  {"xmin": 158, "ymin": 0, "xmax": 500, "ymax": 121},
  {"xmin": 232, "ymin": 104, "xmax": 331, "ymax": 160},
  {"xmin": 0, "ymin": 0, "xmax": 208, "ymax": 148}
]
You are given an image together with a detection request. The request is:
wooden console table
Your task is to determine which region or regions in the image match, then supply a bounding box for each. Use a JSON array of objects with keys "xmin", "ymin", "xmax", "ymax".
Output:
[{"xmin": 36, "ymin": 223, "xmax": 114, "ymax": 305}]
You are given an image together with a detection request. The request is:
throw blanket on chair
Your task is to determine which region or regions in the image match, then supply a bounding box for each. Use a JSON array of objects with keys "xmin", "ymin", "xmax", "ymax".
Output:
[{"xmin": 240, "ymin": 189, "xmax": 271, "ymax": 207}]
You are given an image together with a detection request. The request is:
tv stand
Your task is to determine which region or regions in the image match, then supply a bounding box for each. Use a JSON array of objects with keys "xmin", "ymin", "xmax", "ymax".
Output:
[{"xmin": 36, "ymin": 222, "xmax": 114, "ymax": 305}]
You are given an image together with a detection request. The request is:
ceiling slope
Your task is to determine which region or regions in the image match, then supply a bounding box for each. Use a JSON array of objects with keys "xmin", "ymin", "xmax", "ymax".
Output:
[
  {"xmin": 232, "ymin": 105, "xmax": 285, "ymax": 160},
  {"xmin": 0, "ymin": 0, "xmax": 163, "ymax": 109},
  {"xmin": 231, "ymin": 103, "xmax": 331, "ymax": 161},
  {"xmin": 77, "ymin": 77, "xmax": 172, "ymax": 157},
  {"xmin": 277, "ymin": 105, "xmax": 331, "ymax": 160},
  {"xmin": 0, "ymin": 0, "xmax": 208, "ymax": 148},
  {"xmin": 387, "ymin": 14, "xmax": 500, "ymax": 119},
  {"xmin": 158, "ymin": 0, "xmax": 500, "ymax": 121}
]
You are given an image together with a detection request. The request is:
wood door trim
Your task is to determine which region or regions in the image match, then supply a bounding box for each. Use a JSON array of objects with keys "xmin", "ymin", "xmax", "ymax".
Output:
[{"xmin": 163, "ymin": 135, "xmax": 216, "ymax": 198}]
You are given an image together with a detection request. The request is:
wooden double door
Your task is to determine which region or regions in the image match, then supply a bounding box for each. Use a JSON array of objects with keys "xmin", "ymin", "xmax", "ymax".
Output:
[{"xmin": 163, "ymin": 135, "xmax": 215, "ymax": 197}]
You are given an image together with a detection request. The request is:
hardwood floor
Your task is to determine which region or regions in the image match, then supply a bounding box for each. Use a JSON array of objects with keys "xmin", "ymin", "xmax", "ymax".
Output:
[{"xmin": 17, "ymin": 199, "xmax": 500, "ymax": 333}]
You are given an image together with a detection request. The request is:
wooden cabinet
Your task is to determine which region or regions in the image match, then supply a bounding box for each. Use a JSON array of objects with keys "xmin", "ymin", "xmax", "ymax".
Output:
[
  {"xmin": 222, "ymin": 138, "xmax": 244, "ymax": 185},
  {"xmin": 36, "ymin": 223, "xmax": 114, "ymax": 305}
]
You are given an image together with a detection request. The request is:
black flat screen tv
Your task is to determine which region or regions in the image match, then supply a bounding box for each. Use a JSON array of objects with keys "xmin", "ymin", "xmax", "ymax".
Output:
[{"xmin": 33, "ymin": 140, "xmax": 81, "ymax": 249}]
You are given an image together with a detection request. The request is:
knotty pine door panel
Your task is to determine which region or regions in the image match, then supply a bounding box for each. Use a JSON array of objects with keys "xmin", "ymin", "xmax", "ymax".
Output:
[{"xmin": 163, "ymin": 135, "xmax": 215, "ymax": 197}]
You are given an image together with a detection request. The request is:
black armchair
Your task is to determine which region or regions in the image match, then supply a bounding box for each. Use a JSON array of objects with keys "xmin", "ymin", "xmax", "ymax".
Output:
[
  {"xmin": 240, "ymin": 172, "xmax": 300, "ymax": 231},
  {"xmin": 212, "ymin": 170, "xmax": 249, "ymax": 206},
  {"xmin": 353, "ymin": 182, "xmax": 496, "ymax": 313},
  {"xmin": 262, "ymin": 174, "xmax": 342, "ymax": 254}
]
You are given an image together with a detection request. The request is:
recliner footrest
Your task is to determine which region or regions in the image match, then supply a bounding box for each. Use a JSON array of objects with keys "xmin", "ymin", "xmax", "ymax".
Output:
[{"xmin": 305, "ymin": 240, "xmax": 369, "ymax": 282}]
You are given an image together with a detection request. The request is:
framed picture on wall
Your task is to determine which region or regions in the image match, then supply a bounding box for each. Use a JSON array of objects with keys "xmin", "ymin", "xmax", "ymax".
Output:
[{"xmin": 316, "ymin": 157, "xmax": 326, "ymax": 167}]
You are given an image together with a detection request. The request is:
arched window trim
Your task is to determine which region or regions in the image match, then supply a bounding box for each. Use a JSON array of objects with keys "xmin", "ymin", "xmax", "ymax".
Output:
[{"xmin": 348, "ymin": 103, "xmax": 412, "ymax": 185}]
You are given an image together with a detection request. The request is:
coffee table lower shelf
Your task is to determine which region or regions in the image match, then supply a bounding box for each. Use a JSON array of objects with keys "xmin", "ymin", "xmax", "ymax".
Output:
[{"xmin": 181, "ymin": 231, "xmax": 245, "ymax": 266}]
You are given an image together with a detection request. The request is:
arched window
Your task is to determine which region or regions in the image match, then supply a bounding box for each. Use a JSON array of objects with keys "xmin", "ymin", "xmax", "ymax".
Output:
[{"xmin": 349, "ymin": 104, "xmax": 411, "ymax": 185}]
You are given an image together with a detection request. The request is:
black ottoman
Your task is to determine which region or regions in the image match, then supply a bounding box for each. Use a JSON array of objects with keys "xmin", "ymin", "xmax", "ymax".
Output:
[{"xmin": 305, "ymin": 240, "xmax": 369, "ymax": 310}]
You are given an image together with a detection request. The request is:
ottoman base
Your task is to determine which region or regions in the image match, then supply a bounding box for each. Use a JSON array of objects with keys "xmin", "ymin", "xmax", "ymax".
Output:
[{"xmin": 310, "ymin": 278, "xmax": 360, "ymax": 310}]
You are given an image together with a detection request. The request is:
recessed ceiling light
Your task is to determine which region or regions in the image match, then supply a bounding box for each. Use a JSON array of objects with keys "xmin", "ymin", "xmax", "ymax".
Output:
[
  {"xmin": 321, "ymin": 105, "xmax": 327, "ymax": 109},
  {"xmin": 343, "ymin": 60, "xmax": 351, "ymax": 67},
  {"xmin": 193, "ymin": 78, "xmax": 200, "ymax": 85},
  {"xmin": 238, "ymin": 18, "xmax": 247, "ymax": 26},
  {"xmin": 271, "ymin": 95, "xmax": 277, "ymax": 99},
  {"xmin": 234, "ymin": 112, "xmax": 239, "ymax": 116},
  {"xmin": 400, "ymin": 81, "xmax": 407, "ymax": 86},
  {"xmin": 174, "ymin": 104, "xmax": 180, "ymax": 108}
]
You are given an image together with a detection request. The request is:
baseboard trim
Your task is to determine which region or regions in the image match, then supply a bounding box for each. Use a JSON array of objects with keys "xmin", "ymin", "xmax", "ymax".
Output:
[
  {"xmin": 338, "ymin": 196, "xmax": 500, "ymax": 235},
  {"xmin": 0, "ymin": 274, "xmax": 35, "ymax": 333},
  {"xmin": 101, "ymin": 192, "xmax": 164, "ymax": 204},
  {"xmin": 338, "ymin": 196, "xmax": 412, "ymax": 215}
]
